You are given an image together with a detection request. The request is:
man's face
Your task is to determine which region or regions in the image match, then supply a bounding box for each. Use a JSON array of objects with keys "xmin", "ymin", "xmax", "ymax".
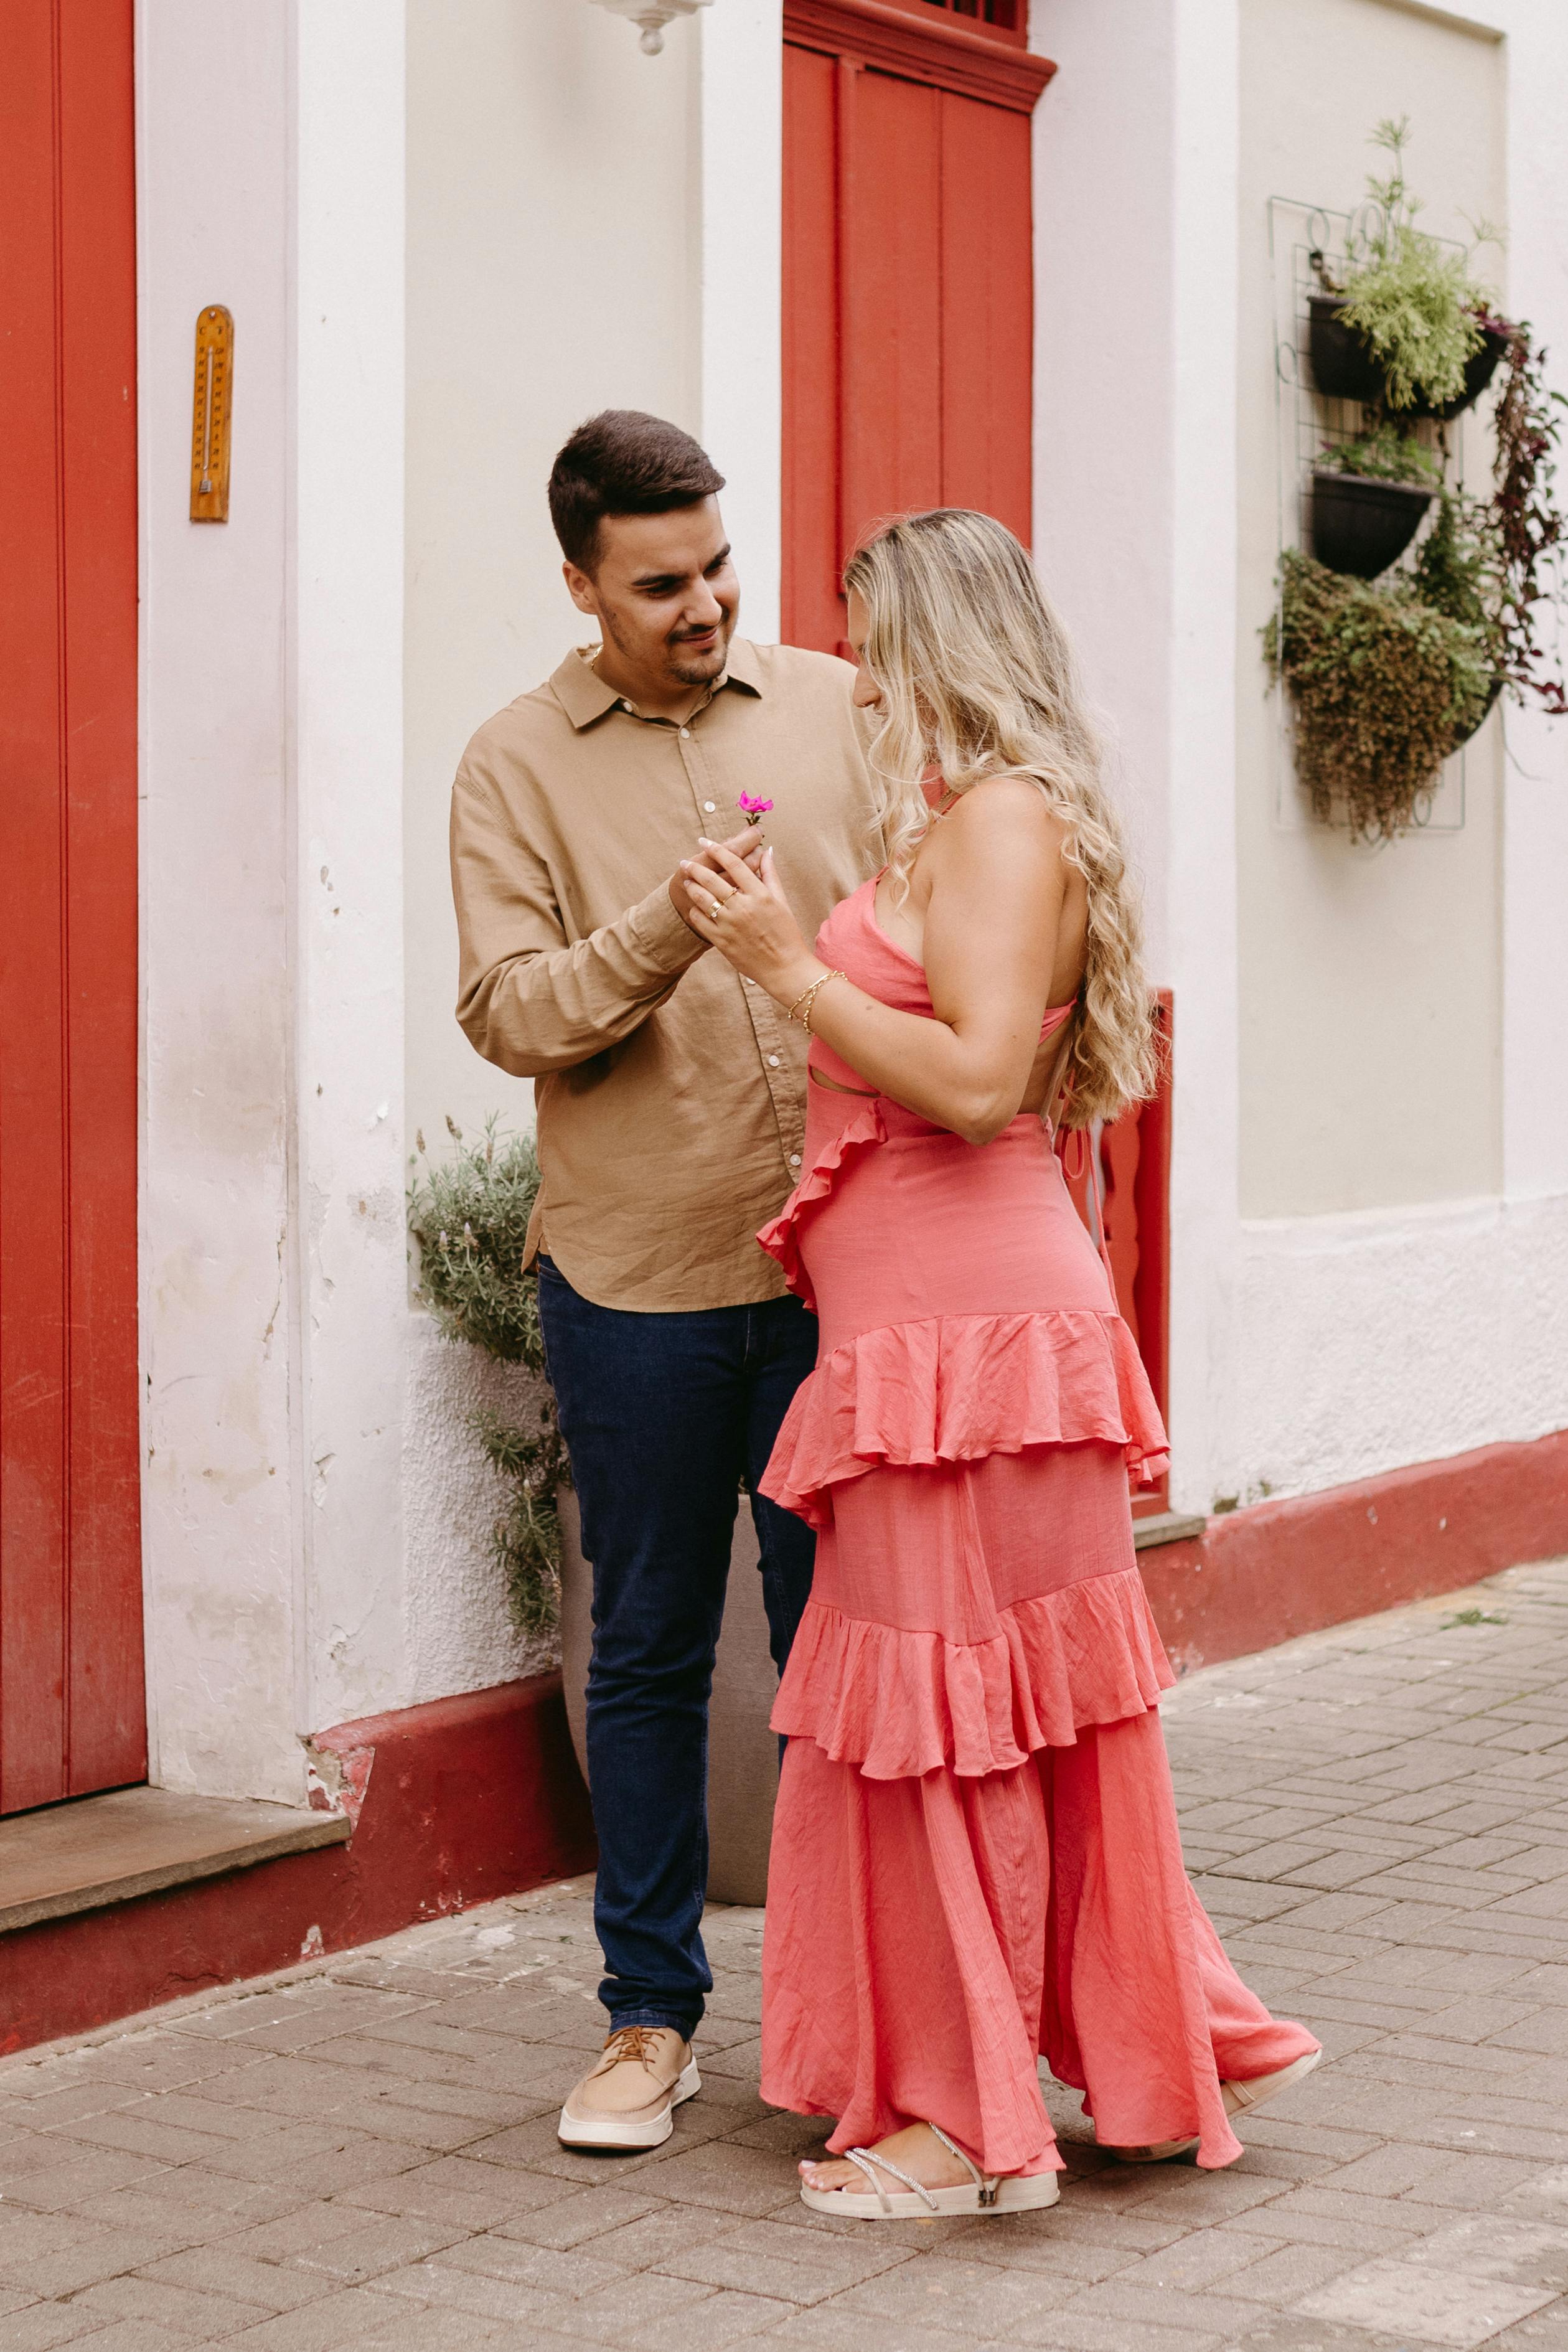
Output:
[{"xmin": 564, "ymin": 497, "xmax": 739, "ymax": 697}]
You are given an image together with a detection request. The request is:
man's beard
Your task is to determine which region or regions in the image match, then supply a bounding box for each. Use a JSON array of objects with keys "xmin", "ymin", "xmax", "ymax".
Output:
[
  {"xmin": 666, "ymin": 626, "xmax": 730, "ymax": 685},
  {"xmin": 667, "ymin": 641, "xmax": 728, "ymax": 685},
  {"xmin": 601, "ymin": 608, "xmax": 731, "ymax": 685}
]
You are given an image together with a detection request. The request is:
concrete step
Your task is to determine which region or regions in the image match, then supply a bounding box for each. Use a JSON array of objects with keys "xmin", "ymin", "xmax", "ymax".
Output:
[
  {"xmin": 1133, "ymin": 1509, "xmax": 1206, "ymax": 1550},
  {"xmin": 0, "ymin": 1785, "xmax": 350, "ymax": 1936}
]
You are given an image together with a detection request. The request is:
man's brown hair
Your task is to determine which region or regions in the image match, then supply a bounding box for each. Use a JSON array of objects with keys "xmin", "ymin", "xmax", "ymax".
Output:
[{"xmin": 548, "ymin": 410, "xmax": 725, "ymax": 572}]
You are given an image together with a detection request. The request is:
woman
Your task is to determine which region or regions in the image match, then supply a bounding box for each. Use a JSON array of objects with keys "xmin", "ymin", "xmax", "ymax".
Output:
[{"xmin": 680, "ymin": 510, "xmax": 1318, "ymax": 2221}]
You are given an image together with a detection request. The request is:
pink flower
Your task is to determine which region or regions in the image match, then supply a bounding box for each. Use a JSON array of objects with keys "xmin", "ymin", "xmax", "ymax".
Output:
[{"xmin": 737, "ymin": 793, "xmax": 774, "ymax": 825}]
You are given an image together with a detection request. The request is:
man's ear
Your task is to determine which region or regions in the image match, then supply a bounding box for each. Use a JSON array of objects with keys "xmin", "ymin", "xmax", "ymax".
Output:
[{"xmin": 562, "ymin": 559, "xmax": 598, "ymax": 618}]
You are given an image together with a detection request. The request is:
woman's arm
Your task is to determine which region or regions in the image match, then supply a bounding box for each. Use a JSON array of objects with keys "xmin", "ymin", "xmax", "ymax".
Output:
[{"xmin": 682, "ymin": 780, "xmax": 1068, "ymax": 1146}]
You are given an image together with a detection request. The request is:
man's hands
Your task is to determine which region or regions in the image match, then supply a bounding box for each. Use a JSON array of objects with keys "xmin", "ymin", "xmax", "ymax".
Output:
[
  {"xmin": 680, "ymin": 839, "xmax": 820, "ymax": 1006},
  {"xmin": 669, "ymin": 828, "xmax": 765, "ymax": 936}
]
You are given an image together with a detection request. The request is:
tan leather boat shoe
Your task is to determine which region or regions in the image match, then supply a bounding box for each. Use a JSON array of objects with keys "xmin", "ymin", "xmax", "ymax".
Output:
[{"xmin": 558, "ymin": 2025, "xmax": 701, "ymax": 2150}]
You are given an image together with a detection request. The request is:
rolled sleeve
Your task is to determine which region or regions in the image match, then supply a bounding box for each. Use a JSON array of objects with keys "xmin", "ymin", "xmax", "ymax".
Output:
[{"xmin": 451, "ymin": 768, "xmax": 707, "ymax": 1078}]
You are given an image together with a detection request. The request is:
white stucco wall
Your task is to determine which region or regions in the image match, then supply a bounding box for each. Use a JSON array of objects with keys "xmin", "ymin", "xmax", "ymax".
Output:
[
  {"xmin": 398, "ymin": 0, "xmax": 784, "ymax": 1703},
  {"xmin": 1237, "ymin": 0, "xmax": 1506, "ymax": 1220},
  {"xmin": 403, "ymin": 0, "xmax": 701, "ymax": 1159},
  {"xmin": 139, "ymin": 0, "xmax": 299, "ymax": 1801},
  {"xmin": 138, "ymin": 0, "xmax": 1567, "ymax": 1805},
  {"xmin": 1033, "ymin": 0, "xmax": 1568, "ymax": 1517},
  {"xmin": 1032, "ymin": 0, "xmax": 1249, "ymax": 1518},
  {"xmin": 141, "ymin": 0, "xmax": 416, "ymax": 1799}
]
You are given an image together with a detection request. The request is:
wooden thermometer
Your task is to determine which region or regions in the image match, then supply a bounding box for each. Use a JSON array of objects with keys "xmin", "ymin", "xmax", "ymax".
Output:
[{"xmin": 189, "ymin": 305, "xmax": 233, "ymax": 522}]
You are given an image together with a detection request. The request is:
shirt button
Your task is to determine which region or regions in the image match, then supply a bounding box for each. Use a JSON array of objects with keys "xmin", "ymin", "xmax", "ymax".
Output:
[
  {"xmin": 703, "ymin": 800, "xmax": 715, "ymax": 812},
  {"xmin": 789, "ymin": 1153, "xmax": 802, "ymax": 1168},
  {"xmin": 680, "ymin": 727, "xmax": 692, "ymax": 738},
  {"xmin": 768, "ymin": 1054, "xmax": 781, "ymax": 1068}
]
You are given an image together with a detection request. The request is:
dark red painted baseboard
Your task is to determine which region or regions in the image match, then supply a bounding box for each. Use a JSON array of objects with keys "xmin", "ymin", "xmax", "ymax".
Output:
[
  {"xmin": 0, "ymin": 1672, "xmax": 595, "ymax": 2058},
  {"xmin": 1141, "ymin": 1426, "xmax": 1568, "ymax": 1676},
  {"xmin": 6, "ymin": 1431, "xmax": 1566, "ymax": 2059}
]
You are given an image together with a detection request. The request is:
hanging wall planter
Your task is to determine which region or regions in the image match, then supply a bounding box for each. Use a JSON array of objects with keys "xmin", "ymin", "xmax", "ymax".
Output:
[
  {"xmin": 1308, "ymin": 295, "xmax": 1386, "ymax": 405},
  {"xmin": 1407, "ymin": 323, "xmax": 1511, "ymax": 421},
  {"xmin": 1309, "ymin": 469, "xmax": 1433, "ymax": 578},
  {"xmin": 1310, "ymin": 296, "xmax": 1508, "ymax": 421}
]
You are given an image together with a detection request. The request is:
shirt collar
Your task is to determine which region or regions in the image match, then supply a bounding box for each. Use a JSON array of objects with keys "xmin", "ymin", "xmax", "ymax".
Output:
[{"xmin": 550, "ymin": 636, "xmax": 764, "ymax": 732}]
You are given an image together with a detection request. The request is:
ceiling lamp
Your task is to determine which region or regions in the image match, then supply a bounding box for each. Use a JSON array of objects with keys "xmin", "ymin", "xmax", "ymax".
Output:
[{"xmin": 586, "ymin": 0, "xmax": 711, "ymax": 54}]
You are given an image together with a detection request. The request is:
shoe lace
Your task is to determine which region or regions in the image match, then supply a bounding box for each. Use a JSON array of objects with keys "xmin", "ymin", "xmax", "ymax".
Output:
[{"xmin": 603, "ymin": 2026, "xmax": 662, "ymax": 2069}]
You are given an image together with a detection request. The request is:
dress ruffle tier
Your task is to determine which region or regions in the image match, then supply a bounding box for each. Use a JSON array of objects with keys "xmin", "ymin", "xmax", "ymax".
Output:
[
  {"xmin": 760, "ymin": 1309, "xmax": 1170, "ymax": 1530},
  {"xmin": 772, "ymin": 1571, "xmax": 1174, "ymax": 1780}
]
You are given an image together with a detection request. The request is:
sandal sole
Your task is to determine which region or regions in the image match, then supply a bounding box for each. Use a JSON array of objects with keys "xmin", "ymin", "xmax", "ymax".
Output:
[{"xmin": 799, "ymin": 2170, "xmax": 1059, "ymax": 2221}]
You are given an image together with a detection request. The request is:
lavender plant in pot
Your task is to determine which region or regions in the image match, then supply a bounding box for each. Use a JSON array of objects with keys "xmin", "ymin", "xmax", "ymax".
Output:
[{"xmin": 408, "ymin": 1119, "xmax": 781, "ymax": 1906}]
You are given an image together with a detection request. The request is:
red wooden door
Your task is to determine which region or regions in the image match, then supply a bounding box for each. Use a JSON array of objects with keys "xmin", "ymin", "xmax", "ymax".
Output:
[
  {"xmin": 0, "ymin": 0, "xmax": 144, "ymax": 1813},
  {"xmin": 782, "ymin": 0, "xmax": 1051, "ymax": 652}
]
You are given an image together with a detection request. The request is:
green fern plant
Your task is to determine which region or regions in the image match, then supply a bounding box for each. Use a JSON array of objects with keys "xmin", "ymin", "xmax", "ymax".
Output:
[
  {"xmin": 408, "ymin": 1118, "xmax": 568, "ymax": 1635},
  {"xmin": 1322, "ymin": 420, "xmax": 1441, "ymax": 487},
  {"xmin": 1336, "ymin": 118, "xmax": 1495, "ymax": 412}
]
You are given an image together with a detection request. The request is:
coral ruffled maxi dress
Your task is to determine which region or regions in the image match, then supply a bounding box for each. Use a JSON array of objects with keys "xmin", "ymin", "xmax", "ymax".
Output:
[{"xmin": 754, "ymin": 878, "xmax": 1317, "ymax": 2175}]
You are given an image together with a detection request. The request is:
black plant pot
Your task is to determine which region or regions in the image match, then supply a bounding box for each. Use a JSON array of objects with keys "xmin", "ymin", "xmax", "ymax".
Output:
[
  {"xmin": 1308, "ymin": 295, "xmax": 1385, "ymax": 403},
  {"xmin": 1308, "ymin": 295, "xmax": 1509, "ymax": 421},
  {"xmin": 1309, "ymin": 469, "xmax": 1433, "ymax": 578},
  {"xmin": 1408, "ymin": 326, "xmax": 1511, "ymax": 421}
]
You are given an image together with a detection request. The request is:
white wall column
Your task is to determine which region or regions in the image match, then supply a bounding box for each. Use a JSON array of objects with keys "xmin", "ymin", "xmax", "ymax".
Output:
[
  {"xmin": 698, "ymin": 0, "xmax": 783, "ymax": 639},
  {"xmin": 290, "ymin": 0, "xmax": 410, "ymax": 1734},
  {"xmin": 1031, "ymin": 0, "xmax": 1242, "ymax": 1515},
  {"xmin": 139, "ymin": 0, "xmax": 299, "ymax": 1802},
  {"xmin": 1163, "ymin": 0, "xmax": 1243, "ymax": 1516},
  {"xmin": 139, "ymin": 0, "xmax": 409, "ymax": 1802},
  {"xmin": 1500, "ymin": 1, "xmax": 1568, "ymax": 1202}
]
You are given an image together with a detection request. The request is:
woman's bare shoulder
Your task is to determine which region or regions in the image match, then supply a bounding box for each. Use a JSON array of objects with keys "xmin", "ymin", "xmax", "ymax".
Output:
[{"xmin": 936, "ymin": 774, "xmax": 1070, "ymax": 872}]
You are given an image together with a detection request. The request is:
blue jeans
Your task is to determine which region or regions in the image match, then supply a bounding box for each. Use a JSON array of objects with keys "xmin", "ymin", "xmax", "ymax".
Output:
[{"xmin": 537, "ymin": 1257, "xmax": 819, "ymax": 2039}]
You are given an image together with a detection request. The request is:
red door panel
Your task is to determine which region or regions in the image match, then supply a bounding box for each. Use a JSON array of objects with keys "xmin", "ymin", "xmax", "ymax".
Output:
[
  {"xmin": 0, "ymin": 0, "xmax": 143, "ymax": 1812},
  {"xmin": 783, "ymin": 21, "xmax": 1037, "ymax": 652},
  {"xmin": 938, "ymin": 91, "xmax": 1032, "ymax": 539},
  {"xmin": 842, "ymin": 69, "xmax": 944, "ymax": 546},
  {"xmin": 782, "ymin": 45, "xmax": 844, "ymax": 660}
]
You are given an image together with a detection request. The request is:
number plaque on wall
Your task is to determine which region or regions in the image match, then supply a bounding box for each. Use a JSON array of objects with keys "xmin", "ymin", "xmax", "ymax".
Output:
[{"xmin": 189, "ymin": 305, "xmax": 233, "ymax": 522}]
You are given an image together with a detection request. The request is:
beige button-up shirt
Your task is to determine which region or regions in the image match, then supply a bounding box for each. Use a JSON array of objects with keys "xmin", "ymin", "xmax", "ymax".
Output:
[{"xmin": 451, "ymin": 638, "xmax": 881, "ymax": 1311}]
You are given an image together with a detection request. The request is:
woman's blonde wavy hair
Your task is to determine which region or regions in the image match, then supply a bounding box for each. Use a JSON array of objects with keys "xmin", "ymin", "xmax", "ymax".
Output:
[{"xmin": 842, "ymin": 508, "xmax": 1156, "ymax": 1127}]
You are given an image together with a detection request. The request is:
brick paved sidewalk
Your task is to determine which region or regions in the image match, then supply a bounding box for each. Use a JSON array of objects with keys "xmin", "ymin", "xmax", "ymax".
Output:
[{"xmin": 7, "ymin": 1561, "xmax": 1568, "ymax": 2352}]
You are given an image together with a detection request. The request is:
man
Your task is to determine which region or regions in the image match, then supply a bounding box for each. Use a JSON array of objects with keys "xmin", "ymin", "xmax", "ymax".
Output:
[{"xmin": 451, "ymin": 412, "xmax": 878, "ymax": 2150}]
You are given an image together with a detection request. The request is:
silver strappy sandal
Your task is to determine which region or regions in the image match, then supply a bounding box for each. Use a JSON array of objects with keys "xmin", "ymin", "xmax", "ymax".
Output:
[{"xmin": 799, "ymin": 2123, "xmax": 1060, "ymax": 2220}]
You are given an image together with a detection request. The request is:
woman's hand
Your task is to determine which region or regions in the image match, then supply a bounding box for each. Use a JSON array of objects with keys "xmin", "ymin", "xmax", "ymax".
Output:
[{"xmin": 681, "ymin": 841, "xmax": 820, "ymax": 1004}]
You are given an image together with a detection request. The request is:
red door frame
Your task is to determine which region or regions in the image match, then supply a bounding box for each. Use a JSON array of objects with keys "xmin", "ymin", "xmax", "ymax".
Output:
[
  {"xmin": 781, "ymin": 14, "xmax": 1173, "ymax": 1500},
  {"xmin": 0, "ymin": 0, "xmax": 144, "ymax": 1813}
]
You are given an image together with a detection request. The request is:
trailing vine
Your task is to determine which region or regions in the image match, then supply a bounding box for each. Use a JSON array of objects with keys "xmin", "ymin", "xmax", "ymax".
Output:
[
  {"xmin": 1490, "ymin": 324, "xmax": 1568, "ymax": 713},
  {"xmin": 408, "ymin": 1119, "xmax": 568, "ymax": 1638}
]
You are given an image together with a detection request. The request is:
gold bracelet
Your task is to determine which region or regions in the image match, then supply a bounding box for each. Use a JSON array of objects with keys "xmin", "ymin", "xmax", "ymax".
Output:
[{"xmin": 786, "ymin": 969, "xmax": 848, "ymax": 1033}]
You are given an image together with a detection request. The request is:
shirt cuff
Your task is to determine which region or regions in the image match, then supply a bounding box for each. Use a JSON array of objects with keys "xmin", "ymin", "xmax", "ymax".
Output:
[{"xmin": 628, "ymin": 878, "xmax": 710, "ymax": 976}]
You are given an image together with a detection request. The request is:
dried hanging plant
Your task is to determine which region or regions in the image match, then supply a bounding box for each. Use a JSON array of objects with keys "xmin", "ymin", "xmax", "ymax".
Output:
[{"xmin": 1265, "ymin": 550, "xmax": 1495, "ymax": 842}]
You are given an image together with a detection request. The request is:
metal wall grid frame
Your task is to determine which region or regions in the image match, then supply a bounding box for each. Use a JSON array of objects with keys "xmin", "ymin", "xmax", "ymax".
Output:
[{"xmin": 1265, "ymin": 194, "xmax": 1496, "ymax": 839}]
